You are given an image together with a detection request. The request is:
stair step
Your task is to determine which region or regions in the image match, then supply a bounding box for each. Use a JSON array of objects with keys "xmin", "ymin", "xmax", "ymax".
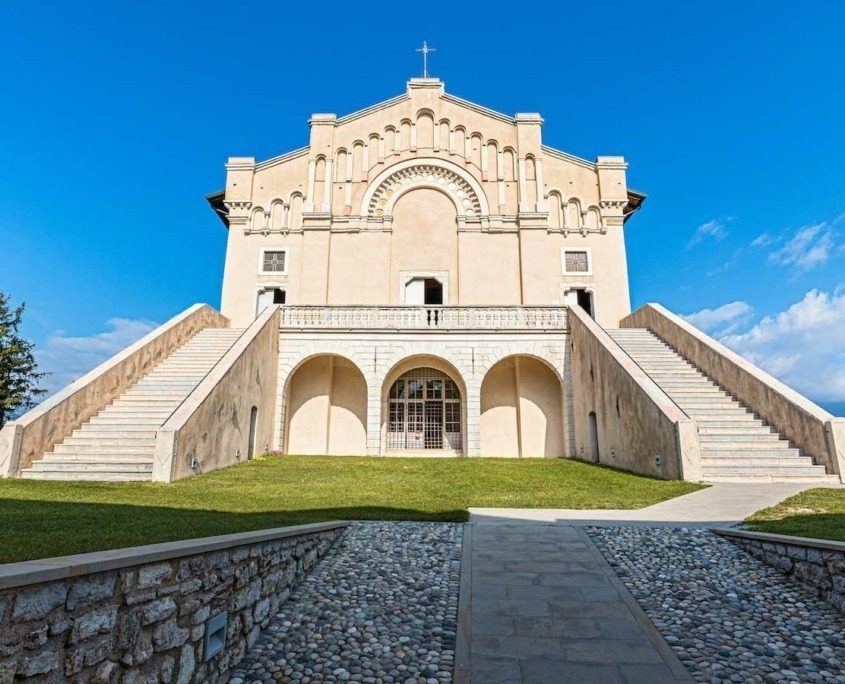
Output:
[
  {"xmin": 701, "ymin": 447, "xmax": 802, "ymax": 457},
  {"xmin": 697, "ymin": 426, "xmax": 776, "ymax": 435},
  {"xmin": 29, "ymin": 460, "xmax": 153, "ymax": 471},
  {"xmin": 701, "ymin": 457, "xmax": 812, "ymax": 468},
  {"xmin": 698, "ymin": 434, "xmax": 784, "ymax": 444},
  {"xmin": 59, "ymin": 436, "xmax": 157, "ymax": 447},
  {"xmin": 53, "ymin": 443, "xmax": 155, "ymax": 455},
  {"xmin": 702, "ymin": 466, "xmax": 829, "ymax": 478},
  {"xmin": 20, "ymin": 470, "xmax": 152, "ymax": 481}
]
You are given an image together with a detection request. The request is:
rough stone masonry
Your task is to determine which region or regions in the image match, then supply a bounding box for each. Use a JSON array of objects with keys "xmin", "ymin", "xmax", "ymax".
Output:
[{"xmin": 0, "ymin": 523, "xmax": 346, "ymax": 684}]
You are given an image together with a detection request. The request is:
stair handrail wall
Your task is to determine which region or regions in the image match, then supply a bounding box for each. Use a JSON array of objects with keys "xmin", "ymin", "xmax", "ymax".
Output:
[
  {"xmin": 153, "ymin": 304, "xmax": 281, "ymax": 482},
  {"xmin": 568, "ymin": 305, "xmax": 702, "ymax": 480},
  {"xmin": 622, "ymin": 303, "xmax": 845, "ymax": 481},
  {"xmin": 0, "ymin": 304, "xmax": 229, "ymax": 478}
]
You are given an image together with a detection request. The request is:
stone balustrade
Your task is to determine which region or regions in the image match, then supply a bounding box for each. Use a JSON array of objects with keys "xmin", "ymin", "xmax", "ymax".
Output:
[{"xmin": 278, "ymin": 305, "xmax": 568, "ymax": 331}]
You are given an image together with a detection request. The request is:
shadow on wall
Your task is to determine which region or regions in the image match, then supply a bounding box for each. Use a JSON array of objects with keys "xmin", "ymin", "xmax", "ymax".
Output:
[
  {"xmin": 479, "ymin": 356, "xmax": 564, "ymax": 457},
  {"xmin": 286, "ymin": 355, "xmax": 368, "ymax": 455},
  {"xmin": 0, "ymin": 499, "xmax": 468, "ymax": 564}
]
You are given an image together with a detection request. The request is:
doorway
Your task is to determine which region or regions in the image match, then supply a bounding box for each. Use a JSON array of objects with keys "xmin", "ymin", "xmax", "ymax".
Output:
[
  {"xmin": 386, "ymin": 367, "xmax": 462, "ymax": 452},
  {"xmin": 405, "ymin": 277, "xmax": 444, "ymax": 305},
  {"xmin": 256, "ymin": 287, "xmax": 286, "ymax": 316},
  {"xmin": 424, "ymin": 279, "xmax": 443, "ymax": 305},
  {"xmin": 563, "ymin": 288, "xmax": 594, "ymax": 318},
  {"xmin": 588, "ymin": 411, "xmax": 599, "ymax": 462},
  {"xmin": 247, "ymin": 406, "xmax": 258, "ymax": 460}
]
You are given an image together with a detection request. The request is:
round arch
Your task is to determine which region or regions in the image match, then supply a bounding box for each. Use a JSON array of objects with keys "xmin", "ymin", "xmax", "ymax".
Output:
[
  {"xmin": 380, "ymin": 354, "xmax": 467, "ymax": 455},
  {"xmin": 284, "ymin": 353, "xmax": 367, "ymax": 455},
  {"xmin": 360, "ymin": 157, "xmax": 489, "ymax": 220},
  {"xmin": 480, "ymin": 354, "xmax": 565, "ymax": 458}
]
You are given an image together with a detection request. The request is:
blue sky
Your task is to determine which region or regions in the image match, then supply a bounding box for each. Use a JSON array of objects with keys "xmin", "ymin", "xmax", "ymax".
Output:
[{"xmin": 2, "ymin": 1, "xmax": 844, "ymax": 414}]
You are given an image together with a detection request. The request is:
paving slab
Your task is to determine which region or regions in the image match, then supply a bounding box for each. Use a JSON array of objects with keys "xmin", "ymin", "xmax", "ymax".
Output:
[{"xmin": 454, "ymin": 524, "xmax": 692, "ymax": 684}]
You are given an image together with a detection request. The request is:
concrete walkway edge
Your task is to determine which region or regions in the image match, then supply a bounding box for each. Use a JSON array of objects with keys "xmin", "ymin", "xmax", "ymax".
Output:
[
  {"xmin": 574, "ymin": 527, "xmax": 692, "ymax": 681},
  {"xmin": 454, "ymin": 523, "xmax": 472, "ymax": 684}
]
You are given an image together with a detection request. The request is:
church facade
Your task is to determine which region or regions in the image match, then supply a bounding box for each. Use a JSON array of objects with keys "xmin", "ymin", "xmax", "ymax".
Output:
[
  {"xmin": 208, "ymin": 78, "xmax": 643, "ymax": 458},
  {"xmin": 4, "ymin": 78, "xmax": 841, "ymax": 483}
]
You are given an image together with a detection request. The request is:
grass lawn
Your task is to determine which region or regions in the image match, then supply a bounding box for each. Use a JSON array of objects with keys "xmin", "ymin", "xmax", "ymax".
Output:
[
  {"xmin": 745, "ymin": 488, "xmax": 845, "ymax": 542},
  {"xmin": 0, "ymin": 456, "xmax": 702, "ymax": 563}
]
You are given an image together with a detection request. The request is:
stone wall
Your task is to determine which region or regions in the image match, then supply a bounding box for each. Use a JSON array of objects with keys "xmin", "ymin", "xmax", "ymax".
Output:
[
  {"xmin": 568, "ymin": 304, "xmax": 701, "ymax": 480},
  {"xmin": 0, "ymin": 521, "xmax": 347, "ymax": 684},
  {"xmin": 715, "ymin": 528, "xmax": 845, "ymax": 614},
  {"xmin": 154, "ymin": 305, "xmax": 280, "ymax": 482}
]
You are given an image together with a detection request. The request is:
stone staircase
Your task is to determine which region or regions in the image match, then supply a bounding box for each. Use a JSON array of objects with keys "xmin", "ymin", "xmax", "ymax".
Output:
[
  {"xmin": 607, "ymin": 328, "xmax": 834, "ymax": 482},
  {"xmin": 21, "ymin": 327, "xmax": 245, "ymax": 481}
]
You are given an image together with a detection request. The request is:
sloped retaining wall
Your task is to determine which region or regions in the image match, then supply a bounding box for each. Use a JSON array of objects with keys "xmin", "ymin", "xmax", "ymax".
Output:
[
  {"xmin": 714, "ymin": 528, "xmax": 845, "ymax": 614},
  {"xmin": 0, "ymin": 521, "xmax": 347, "ymax": 684}
]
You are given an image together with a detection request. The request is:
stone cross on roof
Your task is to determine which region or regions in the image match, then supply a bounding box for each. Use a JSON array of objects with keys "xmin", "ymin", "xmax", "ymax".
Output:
[{"xmin": 415, "ymin": 41, "xmax": 436, "ymax": 78}]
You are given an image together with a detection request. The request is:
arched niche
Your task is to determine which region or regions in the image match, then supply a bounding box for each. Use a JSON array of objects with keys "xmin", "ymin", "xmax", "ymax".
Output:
[
  {"xmin": 285, "ymin": 354, "xmax": 367, "ymax": 455},
  {"xmin": 480, "ymin": 355, "xmax": 565, "ymax": 457}
]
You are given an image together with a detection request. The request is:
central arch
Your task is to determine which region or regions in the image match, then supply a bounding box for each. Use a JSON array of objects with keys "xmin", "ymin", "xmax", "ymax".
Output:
[
  {"xmin": 381, "ymin": 355, "xmax": 467, "ymax": 455},
  {"xmin": 360, "ymin": 157, "xmax": 489, "ymax": 220}
]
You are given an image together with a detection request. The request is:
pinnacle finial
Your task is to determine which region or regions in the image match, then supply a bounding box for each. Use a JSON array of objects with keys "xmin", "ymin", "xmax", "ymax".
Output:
[{"xmin": 414, "ymin": 41, "xmax": 436, "ymax": 78}]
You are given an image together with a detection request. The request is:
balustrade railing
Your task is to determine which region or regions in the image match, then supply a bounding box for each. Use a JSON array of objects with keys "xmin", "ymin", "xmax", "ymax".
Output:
[{"xmin": 278, "ymin": 306, "xmax": 568, "ymax": 331}]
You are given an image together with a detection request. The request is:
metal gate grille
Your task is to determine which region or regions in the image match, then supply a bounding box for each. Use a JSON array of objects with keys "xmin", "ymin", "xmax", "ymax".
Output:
[{"xmin": 386, "ymin": 367, "xmax": 462, "ymax": 452}]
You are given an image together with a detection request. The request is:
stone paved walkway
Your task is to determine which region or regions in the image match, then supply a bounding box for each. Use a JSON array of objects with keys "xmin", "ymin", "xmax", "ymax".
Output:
[{"xmin": 454, "ymin": 523, "xmax": 692, "ymax": 684}]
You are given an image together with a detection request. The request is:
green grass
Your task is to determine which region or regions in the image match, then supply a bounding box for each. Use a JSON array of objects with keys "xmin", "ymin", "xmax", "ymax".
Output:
[
  {"xmin": 0, "ymin": 456, "xmax": 703, "ymax": 563},
  {"xmin": 745, "ymin": 488, "xmax": 845, "ymax": 542}
]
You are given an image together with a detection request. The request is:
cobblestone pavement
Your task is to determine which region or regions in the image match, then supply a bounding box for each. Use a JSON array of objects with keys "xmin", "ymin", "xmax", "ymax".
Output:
[
  {"xmin": 588, "ymin": 527, "xmax": 845, "ymax": 684},
  {"xmin": 229, "ymin": 522, "xmax": 462, "ymax": 684}
]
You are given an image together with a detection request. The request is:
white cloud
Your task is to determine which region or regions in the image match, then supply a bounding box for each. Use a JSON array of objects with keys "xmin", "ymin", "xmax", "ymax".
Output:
[
  {"xmin": 687, "ymin": 219, "xmax": 729, "ymax": 249},
  {"xmin": 768, "ymin": 223, "xmax": 836, "ymax": 271},
  {"xmin": 751, "ymin": 232, "xmax": 776, "ymax": 248},
  {"xmin": 683, "ymin": 301, "xmax": 753, "ymax": 336},
  {"xmin": 718, "ymin": 288, "xmax": 845, "ymax": 403},
  {"xmin": 37, "ymin": 317, "xmax": 158, "ymax": 397}
]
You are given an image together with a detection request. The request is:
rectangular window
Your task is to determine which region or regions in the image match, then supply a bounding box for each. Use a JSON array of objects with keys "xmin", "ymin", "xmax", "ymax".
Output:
[
  {"xmin": 562, "ymin": 249, "xmax": 591, "ymax": 275},
  {"xmin": 388, "ymin": 402, "xmax": 405, "ymax": 432},
  {"xmin": 408, "ymin": 403, "xmax": 424, "ymax": 431},
  {"xmin": 261, "ymin": 249, "xmax": 288, "ymax": 274},
  {"xmin": 444, "ymin": 403, "xmax": 461, "ymax": 433}
]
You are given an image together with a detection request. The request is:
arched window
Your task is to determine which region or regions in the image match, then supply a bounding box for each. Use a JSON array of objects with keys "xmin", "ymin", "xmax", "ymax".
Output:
[{"xmin": 386, "ymin": 368, "xmax": 462, "ymax": 452}]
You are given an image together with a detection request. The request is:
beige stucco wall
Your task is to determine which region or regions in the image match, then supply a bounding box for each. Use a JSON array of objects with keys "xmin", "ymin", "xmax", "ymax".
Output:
[
  {"xmin": 0, "ymin": 304, "xmax": 228, "ymax": 477},
  {"xmin": 623, "ymin": 303, "xmax": 845, "ymax": 480},
  {"xmin": 569, "ymin": 305, "xmax": 701, "ymax": 480},
  {"xmin": 479, "ymin": 356, "xmax": 565, "ymax": 457},
  {"xmin": 286, "ymin": 355, "xmax": 367, "ymax": 455},
  {"xmin": 217, "ymin": 79, "xmax": 634, "ymax": 329},
  {"xmin": 153, "ymin": 306, "xmax": 279, "ymax": 481},
  {"xmin": 390, "ymin": 189, "xmax": 459, "ymax": 304}
]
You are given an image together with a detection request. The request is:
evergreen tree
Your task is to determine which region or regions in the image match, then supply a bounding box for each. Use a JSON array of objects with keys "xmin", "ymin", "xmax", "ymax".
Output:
[{"xmin": 0, "ymin": 292, "xmax": 46, "ymax": 428}]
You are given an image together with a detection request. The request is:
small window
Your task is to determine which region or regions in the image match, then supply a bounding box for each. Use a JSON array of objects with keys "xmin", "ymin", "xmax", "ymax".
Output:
[
  {"xmin": 261, "ymin": 249, "xmax": 288, "ymax": 274},
  {"xmin": 562, "ymin": 249, "xmax": 592, "ymax": 275}
]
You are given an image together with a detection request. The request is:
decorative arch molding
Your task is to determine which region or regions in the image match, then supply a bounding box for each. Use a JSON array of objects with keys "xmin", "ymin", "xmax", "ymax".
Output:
[{"xmin": 360, "ymin": 158, "xmax": 490, "ymax": 228}]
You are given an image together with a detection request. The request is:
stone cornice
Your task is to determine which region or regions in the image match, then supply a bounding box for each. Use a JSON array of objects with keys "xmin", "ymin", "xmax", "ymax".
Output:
[
  {"xmin": 254, "ymin": 147, "xmax": 310, "ymax": 172},
  {"xmin": 539, "ymin": 145, "xmax": 596, "ymax": 170}
]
